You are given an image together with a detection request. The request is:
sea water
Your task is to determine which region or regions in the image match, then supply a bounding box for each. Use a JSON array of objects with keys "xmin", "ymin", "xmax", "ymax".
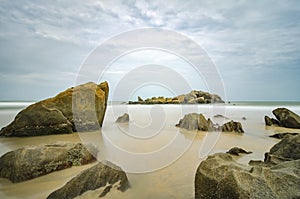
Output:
[{"xmin": 0, "ymin": 102, "xmax": 299, "ymax": 199}]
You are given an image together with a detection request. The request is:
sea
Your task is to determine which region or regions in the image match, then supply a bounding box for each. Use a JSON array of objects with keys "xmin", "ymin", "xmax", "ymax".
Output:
[{"xmin": 0, "ymin": 101, "xmax": 299, "ymax": 199}]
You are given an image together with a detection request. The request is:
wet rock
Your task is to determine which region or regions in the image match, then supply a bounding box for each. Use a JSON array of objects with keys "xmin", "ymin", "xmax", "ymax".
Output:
[
  {"xmin": 264, "ymin": 115, "xmax": 280, "ymax": 126},
  {"xmin": 0, "ymin": 82, "xmax": 109, "ymax": 136},
  {"xmin": 0, "ymin": 143, "xmax": 95, "ymax": 182},
  {"xmin": 115, "ymin": 113, "xmax": 129, "ymax": 123},
  {"xmin": 226, "ymin": 147, "xmax": 252, "ymax": 156},
  {"xmin": 273, "ymin": 108, "xmax": 300, "ymax": 129},
  {"xmin": 269, "ymin": 132, "xmax": 298, "ymax": 139},
  {"xmin": 195, "ymin": 133, "xmax": 300, "ymax": 199},
  {"xmin": 47, "ymin": 161, "xmax": 129, "ymax": 199},
  {"xmin": 195, "ymin": 153, "xmax": 300, "ymax": 199},
  {"xmin": 214, "ymin": 114, "xmax": 229, "ymax": 119},
  {"xmin": 221, "ymin": 120, "xmax": 244, "ymax": 133}
]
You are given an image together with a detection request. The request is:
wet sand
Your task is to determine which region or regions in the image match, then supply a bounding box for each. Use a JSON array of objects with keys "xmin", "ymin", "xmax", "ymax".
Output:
[{"xmin": 0, "ymin": 104, "xmax": 299, "ymax": 198}]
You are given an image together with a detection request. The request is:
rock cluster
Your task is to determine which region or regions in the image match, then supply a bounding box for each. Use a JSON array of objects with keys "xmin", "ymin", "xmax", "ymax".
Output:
[
  {"xmin": 47, "ymin": 161, "xmax": 129, "ymax": 199},
  {"xmin": 0, "ymin": 82, "xmax": 109, "ymax": 137},
  {"xmin": 176, "ymin": 113, "xmax": 244, "ymax": 133},
  {"xmin": 195, "ymin": 134, "xmax": 300, "ymax": 199},
  {"xmin": 128, "ymin": 90, "xmax": 224, "ymax": 104},
  {"xmin": 265, "ymin": 108, "xmax": 300, "ymax": 129},
  {"xmin": 0, "ymin": 143, "xmax": 95, "ymax": 182}
]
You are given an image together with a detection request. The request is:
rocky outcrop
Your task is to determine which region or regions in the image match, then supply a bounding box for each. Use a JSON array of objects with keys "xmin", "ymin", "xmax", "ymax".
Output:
[
  {"xmin": 176, "ymin": 113, "xmax": 244, "ymax": 133},
  {"xmin": 0, "ymin": 143, "xmax": 95, "ymax": 182},
  {"xmin": 226, "ymin": 147, "xmax": 252, "ymax": 156},
  {"xmin": 128, "ymin": 90, "xmax": 224, "ymax": 104},
  {"xmin": 265, "ymin": 108, "xmax": 300, "ymax": 129},
  {"xmin": 195, "ymin": 134, "xmax": 300, "ymax": 199},
  {"xmin": 47, "ymin": 161, "xmax": 129, "ymax": 199},
  {"xmin": 115, "ymin": 113, "xmax": 129, "ymax": 123},
  {"xmin": 0, "ymin": 82, "xmax": 109, "ymax": 136},
  {"xmin": 269, "ymin": 132, "xmax": 298, "ymax": 139}
]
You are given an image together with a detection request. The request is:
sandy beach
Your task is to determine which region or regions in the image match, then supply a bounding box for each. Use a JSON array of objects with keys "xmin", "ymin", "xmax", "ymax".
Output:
[{"xmin": 0, "ymin": 103, "xmax": 299, "ymax": 198}]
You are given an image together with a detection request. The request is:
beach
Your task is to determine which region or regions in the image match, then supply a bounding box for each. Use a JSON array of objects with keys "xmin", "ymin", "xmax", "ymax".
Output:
[{"xmin": 0, "ymin": 102, "xmax": 300, "ymax": 199}]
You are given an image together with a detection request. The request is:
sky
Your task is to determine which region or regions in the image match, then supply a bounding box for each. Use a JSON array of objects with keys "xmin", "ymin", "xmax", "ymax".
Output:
[{"xmin": 0, "ymin": 0, "xmax": 299, "ymax": 101}]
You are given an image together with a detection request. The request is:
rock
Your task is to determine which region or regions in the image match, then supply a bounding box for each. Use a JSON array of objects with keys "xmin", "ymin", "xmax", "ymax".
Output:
[
  {"xmin": 195, "ymin": 153, "xmax": 300, "ymax": 199},
  {"xmin": 272, "ymin": 108, "xmax": 300, "ymax": 129},
  {"xmin": 226, "ymin": 147, "xmax": 252, "ymax": 156},
  {"xmin": 242, "ymin": 117, "xmax": 246, "ymax": 120},
  {"xmin": 264, "ymin": 115, "xmax": 280, "ymax": 126},
  {"xmin": 0, "ymin": 143, "xmax": 95, "ymax": 182},
  {"xmin": 268, "ymin": 133, "xmax": 300, "ymax": 160},
  {"xmin": 138, "ymin": 96, "xmax": 143, "ymax": 102},
  {"xmin": 214, "ymin": 114, "xmax": 229, "ymax": 119},
  {"xmin": 269, "ymin": 132, "xmax": 298, "ymax": 139},
  {"xmin": 47, "ymin": 161, "xmax": 129, "ymax": 199},
  {"xmin": 116, "ymin": 113, "xmax": 129, "ymax": 123},
  {"xmin": 176, "ymin": 113, "xmax": 244, "ymax": 133},
  {"xmin": 0, "ymin": 82, "xmax": 109, "ymax": 137},
  {"xmin": 128, "ymin": 90, "xmax": 224, "ymax": 104},
  {"xmin": 221, "ymin": 120, "xmax": 244, "ymax": 133}
]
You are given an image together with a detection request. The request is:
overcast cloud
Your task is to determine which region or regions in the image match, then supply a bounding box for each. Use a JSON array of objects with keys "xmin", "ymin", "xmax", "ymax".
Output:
[{"xmin": 0, "ymin": 0, "xmax": 299, "ymax": 101}]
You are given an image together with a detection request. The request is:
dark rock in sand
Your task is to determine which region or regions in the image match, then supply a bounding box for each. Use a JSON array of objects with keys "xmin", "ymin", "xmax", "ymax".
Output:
[
  {"xmin": 0, "ymin": 143, "xmax": 95, "ymax": 182},
  {"xmin": 0, "ymin": 82, "xmax": 109, "ymax": 137},
  {"xmin": 221, "ymin": 120, "xmax": 244, "ymax": 133},
  {"xmin": 226, "ymin": 147, "xmax": 252, "ymax": 156},
  {"xmin": 214, "ymin": 114, "xmax": 229, "ymax": 119},
  {"xmin": 242, "ymin": 117, "xmax": 246, "ymax": 120},
  {"xmin": 269, "ymin": 132, "xmax": 298, "ymax": 139},
  {"xmin": 195, "ymin": 153, "xmax": 300, "ymax": 199},
  {"xmin": 116, "ymin": 113, "xmax": 129, "ymax": 123},
  {"xmin": 273, "ymin": 108, "xmax": 300, "ymax": 129},
  {"xmin": 47, "ymin": 161, "xmax": 129, "ymax": 199}
]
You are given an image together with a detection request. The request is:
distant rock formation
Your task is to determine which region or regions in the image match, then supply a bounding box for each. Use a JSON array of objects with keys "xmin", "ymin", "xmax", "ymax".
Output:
[
  {"xmin": 195, "ymin": 134, "xmax": 300, "ymax": 199},
  {"xmin": 176, "ymin": 113, "xmax": 244, "ymax": 133},
  {"xmin": 47, "ymin": 161, "xmax": 129, "ymax": 199},
  {"xmin": 128, "ymin": 90, "xmax": 224, "ymax": 104},
  {"xmin": 115, "ymin": 113, "xmax": 129, "ymax": 123},
  {"xmin": 265, "ymin": 108, "xmax": 300, "ymax": 129},
  {"xmin": 0, "ymin": 143, "xmax": 95, "ymax": 182},
  {"xmin": 0, "ymin": 81, "xmax": 109, "ymax": 137}
]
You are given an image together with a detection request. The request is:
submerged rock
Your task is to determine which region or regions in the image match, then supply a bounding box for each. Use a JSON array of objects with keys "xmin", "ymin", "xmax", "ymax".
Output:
[
  {"xmin": 47, "ymin": 161, "xmax": 129, "ymax": 199},
  {"xmin": 226, "ymin": 147, "xmax": 252, "ymax": 156},
  {"xmin": 195, "ymin": 134, "xmax": 300, "ymax": 199},
  {"xmin": 115, "ymin": 113, "xmax": 129, "ymax": 123},
  {"xmin": 269, "ymin": 132, "xmax": 298, "ymax": 139},
  {"xmin": 264, "ymin": 108, "xmax": 300, "ymax": 129},
  {"xmin": 0, "ymin": 143, "xmax": 95, "ymax": 182},
  {"xmin": 0, "ymin": 82, "xmax": 109, "ymax": 136}
]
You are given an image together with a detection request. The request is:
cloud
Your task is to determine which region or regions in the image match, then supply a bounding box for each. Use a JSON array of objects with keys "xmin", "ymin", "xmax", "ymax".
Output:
[{"xmin": 0, "ymin": 0, "xmax": 299, "ymax": 100}]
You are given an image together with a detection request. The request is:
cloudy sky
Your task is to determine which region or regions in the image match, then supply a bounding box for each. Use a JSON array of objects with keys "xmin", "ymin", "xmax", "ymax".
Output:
[{"xmin": 0, "ymin": 0, "xmax": 299, "ymax": 101}]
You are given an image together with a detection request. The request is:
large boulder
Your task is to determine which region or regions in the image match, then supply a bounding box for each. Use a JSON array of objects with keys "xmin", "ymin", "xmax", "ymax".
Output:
[
  {"xmin": 47, "ymin": 161, "xmax": 129, "ymax": 199},
  {"xmin": 264, "ymin": 108, "xmax": 300, "ymax": 129},
  {"xmin": 273, "ymin": 108, "xmax": 300, "ymax": 129},
  {"xmin": 0, "ymin": 81, "xmax": 109, "ymax": 136},
  {"xmin": 195, "ymin": 153, "xmax": 300, "ymax": 199},
  {"xmin": 195, "ymin": 134, "xmax": 300, "ymax": 199},
  {"xmin": 0, "ymin": 142, "xmax": 95, "ymax": 182}
]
